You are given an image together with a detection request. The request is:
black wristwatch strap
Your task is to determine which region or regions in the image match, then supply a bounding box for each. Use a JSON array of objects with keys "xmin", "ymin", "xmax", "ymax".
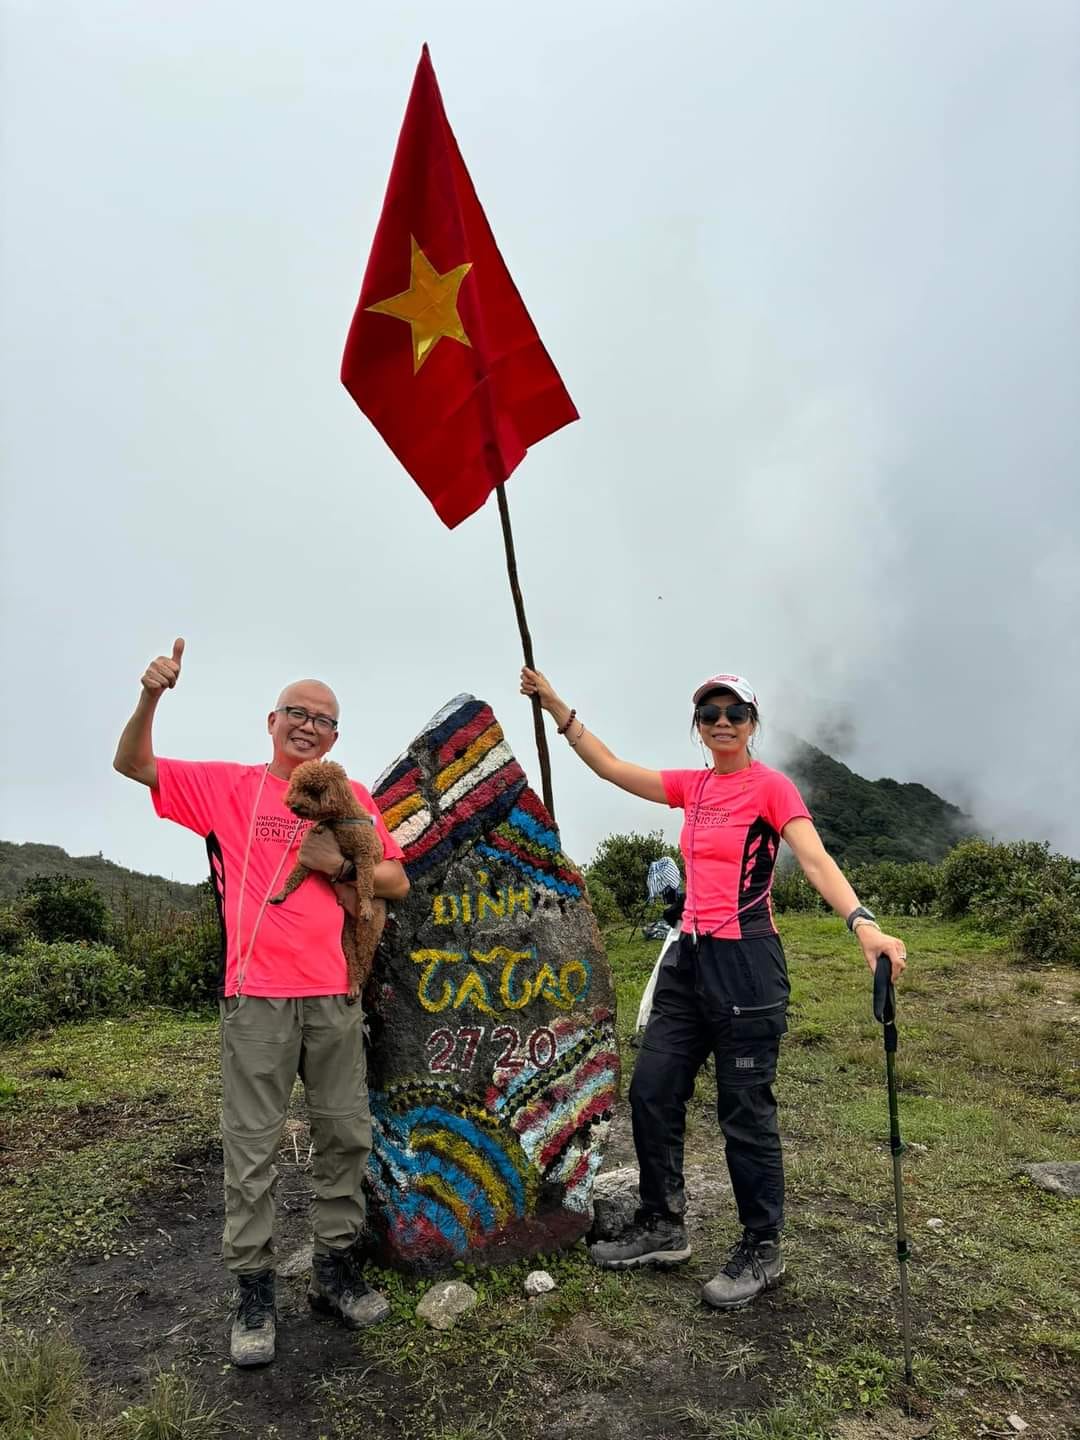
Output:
[{"xmin": 846, "ymin": 904, "xmax": 877, "ymax": 932}]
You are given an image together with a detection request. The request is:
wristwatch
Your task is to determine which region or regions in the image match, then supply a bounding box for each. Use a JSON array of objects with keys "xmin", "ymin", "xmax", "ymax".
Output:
[{"xmin": 846, "ymin": 904, "xmax": 878, "ymax": 933}]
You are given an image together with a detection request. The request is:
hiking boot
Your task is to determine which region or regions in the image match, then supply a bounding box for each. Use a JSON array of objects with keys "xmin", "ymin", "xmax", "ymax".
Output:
[
  {"xmin": 588, "ymin": 1211, "xmax": 691, "ymax": 1270},
  {"xmin": 308, "ymin": 1244, "xmax": 390, "ymax": 1329},
  {"xmin": 702, "ymin": 1232, "xmax": 784, "ymax": 1310},
  {"xmin": 230, "ymin": 1269, "xmax": 276, "ymax": 1367}
]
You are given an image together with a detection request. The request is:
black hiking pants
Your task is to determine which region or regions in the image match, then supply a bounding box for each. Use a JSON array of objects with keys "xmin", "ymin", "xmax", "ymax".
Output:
[{"xmin": 629, "ymin": 933, "xmax": 788, "ymax": 1238}]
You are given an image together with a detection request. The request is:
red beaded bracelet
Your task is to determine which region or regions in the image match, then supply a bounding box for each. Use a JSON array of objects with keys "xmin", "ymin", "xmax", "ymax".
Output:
[{"xmin": 556, "ymin": 707, "xmax": 577, "ymax": 736}]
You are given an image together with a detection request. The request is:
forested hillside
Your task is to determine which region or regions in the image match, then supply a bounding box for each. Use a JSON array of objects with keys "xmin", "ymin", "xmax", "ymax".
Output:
[
  {"xmin": 783, "ymin": 738, "xmax": 969, "ymax": 863},
  {"xmin": 0, "ymin": 841, "xmax": 205, "ymax": 914}
]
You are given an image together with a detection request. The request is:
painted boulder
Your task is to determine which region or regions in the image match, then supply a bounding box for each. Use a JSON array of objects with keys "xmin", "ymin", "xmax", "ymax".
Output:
[{"xmin": 364, "ymin": 695, "xmax": 619, "ymax": 1272}]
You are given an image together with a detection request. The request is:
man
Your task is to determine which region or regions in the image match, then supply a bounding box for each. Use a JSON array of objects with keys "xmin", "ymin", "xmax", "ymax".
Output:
[{"xmin": 113, "ymin": 637, "xmax": 409, "ymax": 1367}]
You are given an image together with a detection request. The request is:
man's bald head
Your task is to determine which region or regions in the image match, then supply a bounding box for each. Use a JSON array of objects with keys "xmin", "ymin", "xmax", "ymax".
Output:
[
  {"xmin": 275, "ymin": 679, "xmax": 340, "ymax": 719},
  {"xmin": 267, "ymin": 679, "xmax": 341, "ymax": 778}
]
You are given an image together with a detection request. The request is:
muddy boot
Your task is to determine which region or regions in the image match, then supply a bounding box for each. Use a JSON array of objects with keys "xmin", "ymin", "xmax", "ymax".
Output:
[
  {"xmin": 230, "ymin": 1269, "xmax": 276, "ymax": 1367},
  {"xmin": 702, "ymin": 1232, "xmax": 784, "ymax": 1310},
  {"xmin": 588, "ymin": 1211, "xmax": 691, "ymax": 1270},
  {"xmin": 308, "ymin": 1244, "xmax": 390, "ymax": 1329}
]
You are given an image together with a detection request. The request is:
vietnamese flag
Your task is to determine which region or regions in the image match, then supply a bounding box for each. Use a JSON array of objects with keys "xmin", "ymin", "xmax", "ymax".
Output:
[{"xmin": 341, "ymin": 45, "xmax": 579, "ymax": 529}]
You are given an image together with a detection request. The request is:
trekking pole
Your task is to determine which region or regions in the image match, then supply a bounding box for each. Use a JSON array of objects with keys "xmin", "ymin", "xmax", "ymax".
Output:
[
  {"xmin": 873, "ymin": 953, "xmax": 914, "ymax": 1384},
  {"xmin": 625, "ymin": 898, "xmax": 649, "ymax": 941}
]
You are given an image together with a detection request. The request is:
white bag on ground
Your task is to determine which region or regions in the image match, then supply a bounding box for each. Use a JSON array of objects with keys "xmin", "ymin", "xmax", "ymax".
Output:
[{"xmin": 636, "ymin": 926, "xmax": 681, "ymax": 1032}]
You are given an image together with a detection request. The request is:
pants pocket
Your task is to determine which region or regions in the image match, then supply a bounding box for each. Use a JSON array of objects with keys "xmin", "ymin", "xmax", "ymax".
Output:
[{"xmin": 717, "ymin": 1003, "xmax": 787, "ymax": 1087}]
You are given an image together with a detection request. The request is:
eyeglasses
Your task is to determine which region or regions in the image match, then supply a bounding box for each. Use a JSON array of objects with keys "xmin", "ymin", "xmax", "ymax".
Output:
[
  {"xmin": 695, "ymin": 702, "xmax": 752, "ymax": 727},
  {"xmin": 275, "ymin": 706, "xmax": 338, "ymax": 734}
]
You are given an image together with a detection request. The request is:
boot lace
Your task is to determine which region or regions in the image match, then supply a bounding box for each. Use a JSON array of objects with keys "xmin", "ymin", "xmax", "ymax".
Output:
[
  {"xmin": 237, "ymin": 1274, "xmax": 275, "ymax": 1329},
  {"xmin": 322, "ymin": 1246, "xmax": 372, "ymax": 1300},
  {"xmin": 721, "ymin": 1236, "xmax": 766, "ymax": 1283}
]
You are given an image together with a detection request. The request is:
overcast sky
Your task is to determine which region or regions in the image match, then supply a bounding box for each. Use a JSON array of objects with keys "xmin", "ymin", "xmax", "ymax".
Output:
[{"xmin": 2, "ymin": 0, "xmax": 1078, "ymax": 885}]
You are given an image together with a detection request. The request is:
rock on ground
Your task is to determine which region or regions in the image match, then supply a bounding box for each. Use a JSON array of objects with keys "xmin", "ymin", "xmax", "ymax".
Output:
[
  {"xmin": 415, "ymin": 1279, "xmax": 479, "ymax": 1330},
  {"xmin": 589, "ymin": 1162, "xmax": 733, "ymax": 1241},
  {"xmin": 1021, "ymin": 1161, "xmax": 1080, "ymax": 1197},
  {"xmin": 524, "ymin": 1270, "xmax": 556, "ymax": 1296}
]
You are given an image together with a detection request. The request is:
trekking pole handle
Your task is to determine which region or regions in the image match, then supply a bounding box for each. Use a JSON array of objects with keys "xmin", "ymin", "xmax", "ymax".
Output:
[{"xmin": 873, "ymin": 952, "xmax": 896, "ymax": 1026}]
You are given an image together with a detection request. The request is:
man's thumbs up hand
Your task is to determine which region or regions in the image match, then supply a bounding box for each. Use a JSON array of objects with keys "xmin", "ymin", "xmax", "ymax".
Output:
[{"xmin": 142, "ymin": 638, "xmax": 185, "ymax": 694}]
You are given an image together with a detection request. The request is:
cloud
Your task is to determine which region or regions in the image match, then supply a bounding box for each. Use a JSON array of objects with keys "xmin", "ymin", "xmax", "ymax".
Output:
[{"xmin": 2, "ymin": 0, "xmax": 1077, "ymax": 880}]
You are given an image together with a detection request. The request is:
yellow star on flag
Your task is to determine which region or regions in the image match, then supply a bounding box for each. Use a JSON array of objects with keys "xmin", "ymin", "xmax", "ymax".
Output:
[{"xmin": 367, "ymin": 237, "xmax": 473, "ymax": 373}]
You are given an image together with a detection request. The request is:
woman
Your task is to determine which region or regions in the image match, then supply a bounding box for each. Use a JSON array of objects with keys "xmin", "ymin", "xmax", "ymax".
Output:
[{"xmin": 520, "ymin": 666, "xmax": 907, "ymax": 1310}]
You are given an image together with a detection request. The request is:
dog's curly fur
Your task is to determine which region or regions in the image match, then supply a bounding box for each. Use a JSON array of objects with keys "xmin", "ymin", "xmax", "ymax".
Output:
[{"xmin": 267, "ymin": 760, "xmax": 385, "ymax": 999}]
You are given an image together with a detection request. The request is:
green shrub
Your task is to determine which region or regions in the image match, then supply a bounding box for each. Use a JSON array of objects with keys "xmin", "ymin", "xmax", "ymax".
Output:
[
  {"xmin": 847, "ymin": 859, "xmax": 939, "ymax": 916},
  {"xmin": 0, "ymin": 904, "xmax": 32, "ymax": 956},
  {"xmin": 110, "ymin": 881, "xmax": 221, "ymax": 1009},
  {"xmin": 0, "ymin": 940, "xmax": 145, "ymax": 1043},
  {"xmin": 17, "ymin": 874, "xmax": 110, "ymax": 944},
  {"xmin": 1010, "ymin": 893, "xmax": 1080, "ymax": 967},
  {"xmin": 772, "ymin": 866, "xmax": 826, "ymax": 913},
  {"xmin": 935, "ymin": 837, "xmax": 1080, "ymax": 966},
  {"xmin": 117, "ymin": 910, "xmax": 221, "ymax": 1009},
  {"xmin": 974, "ymin": 842, "xmax": 1080, "ymax": 927},
  {"xmin": 586, "ymin": 831, "xmax": 682, "ymax": 915},
  {"xmin": 584, "ymin": 874, "xmax": 622, "ymax": 930},
  {"xmin": 937, "ymin": 839, "xmax": 1012, "ymax": 919}
]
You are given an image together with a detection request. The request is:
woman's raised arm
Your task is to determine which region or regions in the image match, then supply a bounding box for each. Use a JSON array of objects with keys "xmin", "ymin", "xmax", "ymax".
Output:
[{"xmin": 521, "ymin": 667, "xmax": 668, "ymax": 805}]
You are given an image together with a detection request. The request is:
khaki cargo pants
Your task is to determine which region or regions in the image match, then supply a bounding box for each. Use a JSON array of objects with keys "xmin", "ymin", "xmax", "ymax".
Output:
[{"xmin": 219, "ymin": 994, "xmax": 372, "ymax": 1274}]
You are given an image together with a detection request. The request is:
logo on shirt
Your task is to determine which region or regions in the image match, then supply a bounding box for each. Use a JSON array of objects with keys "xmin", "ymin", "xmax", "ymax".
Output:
[
  {"xmin": 687, "ymin": 805, "xmax": 731, "ymax": 828},
  {"xmin": 255, "ymin": 814, "xmax": 312, "ymax": 844}
]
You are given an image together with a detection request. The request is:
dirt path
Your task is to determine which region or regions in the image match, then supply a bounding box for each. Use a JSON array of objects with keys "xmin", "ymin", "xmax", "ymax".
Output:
[{"xmin": 33, "ymin": 1110, "xmax": 808, "ymax": 1439}]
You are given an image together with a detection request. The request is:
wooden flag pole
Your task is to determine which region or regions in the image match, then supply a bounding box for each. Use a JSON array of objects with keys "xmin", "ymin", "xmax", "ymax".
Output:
[{"xmin": 494, "ymin": 482, "xmax": 556, "ymax": 824}]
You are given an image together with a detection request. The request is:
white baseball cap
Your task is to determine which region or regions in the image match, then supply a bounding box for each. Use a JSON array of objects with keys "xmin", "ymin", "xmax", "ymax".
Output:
[{"xmin": 692, "ymin": 673, "xmax": 757, "ymax": 706}]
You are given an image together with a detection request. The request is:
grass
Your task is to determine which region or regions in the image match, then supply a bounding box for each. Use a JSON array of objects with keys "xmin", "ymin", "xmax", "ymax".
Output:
[
  {"xmin": 0, "ymin": 1010, "xmax": 219, "ymax": 1292},
  {"xmin": 0, "ymin": 913, "xmax": 1077, "ymax": 1438},
  {"xmin": 0, "ymin": 1329, "xmax": 228, "ymax": 1440}
]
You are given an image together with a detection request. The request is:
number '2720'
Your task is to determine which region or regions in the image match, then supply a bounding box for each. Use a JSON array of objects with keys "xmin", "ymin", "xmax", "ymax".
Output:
[{"xmin": 426, "ymin": 1024, "xmax": 558, "ymax": 1075}]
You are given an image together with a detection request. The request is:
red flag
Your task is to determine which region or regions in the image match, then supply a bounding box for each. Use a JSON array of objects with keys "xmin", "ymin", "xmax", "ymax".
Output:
[{"xmin": 341, "ymin": 45, "xmax": 579, "ymax": 529}]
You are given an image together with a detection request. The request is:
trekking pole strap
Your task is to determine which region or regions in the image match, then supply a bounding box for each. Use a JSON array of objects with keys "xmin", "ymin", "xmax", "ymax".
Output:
[{"xmin": 874, "ymin": 954, "xmax": 898, "ymax": 1052}]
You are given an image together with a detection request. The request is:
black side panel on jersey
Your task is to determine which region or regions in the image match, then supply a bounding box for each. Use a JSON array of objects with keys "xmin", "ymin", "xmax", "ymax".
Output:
[
  {"xmin": 205, "ymin": 831, "xmax": 228, "ymax": 996},
  {"xmin": 738, "ymin": 817, "xmax": 781, "ymax": 937}
]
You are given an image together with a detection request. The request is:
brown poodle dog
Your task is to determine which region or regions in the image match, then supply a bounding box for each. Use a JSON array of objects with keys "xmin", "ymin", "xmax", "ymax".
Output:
[{"xmin": 268, "ymin": 760, "xmax": 386, "ymax": 1000}]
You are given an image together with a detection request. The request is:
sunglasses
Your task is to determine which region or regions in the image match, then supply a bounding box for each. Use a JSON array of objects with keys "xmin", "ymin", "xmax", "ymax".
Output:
[{"xmin": 695, "ymin": 702, "xmax": 752, "ymax": 727}]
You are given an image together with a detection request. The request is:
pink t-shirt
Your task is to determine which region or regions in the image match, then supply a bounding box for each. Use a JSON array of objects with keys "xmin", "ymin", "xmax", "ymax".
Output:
[
  {"xmin": 661, "ymin": 762, "xmax": 811, "ymax": 940},
  {"xmin": 152, "ymin": 759, "xmax": 404, "ymax": 997}
]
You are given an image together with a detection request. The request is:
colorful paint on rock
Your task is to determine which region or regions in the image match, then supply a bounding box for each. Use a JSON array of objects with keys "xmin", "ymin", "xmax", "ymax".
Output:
[{"xmin": 365, "ymin": 695, "xmax": 619, "ymax": 1271}]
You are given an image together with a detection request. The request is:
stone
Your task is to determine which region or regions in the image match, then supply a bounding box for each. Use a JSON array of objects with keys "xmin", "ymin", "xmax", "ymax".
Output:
[
  {"xmin": 589, "ymin": 1166, "xmax": 639, "ymax": 1242},
  {"xmin": 1006, "ymin": 1416, "xmax": 1029, "ymax": 1433},
  {"xmin": 683, "ymin": 1163, "xmax": 733, "ymax": 1219},
  {"xmin": 524, "ymin": 1269, "xmax": 556, "ymax": 1296},
  {"xmin": 588, "ymin": 1161, "xmax": 732, "ymax": 1241},
  {"xmin": 277, "ymin": 1243, "xmax": 314, "ymax": 1279},
  {"xmin": 364, "ymin": 697, "xmax": 620, "ymax": 1272},
  {"xmin": 415, "ymin": 1279, "xmax": 479, "ymax": 1330},
  {"xmin": 592, "ymin": 1165, "xmax": 639, "ymax": 1197},
  {"xmin": 1021, "ymin": 1162, "xmax": 1080, "ymax": 1197},
  {"xmin": 925, "ymin": 1218, "xmax": 945, "ymax": 1230}
]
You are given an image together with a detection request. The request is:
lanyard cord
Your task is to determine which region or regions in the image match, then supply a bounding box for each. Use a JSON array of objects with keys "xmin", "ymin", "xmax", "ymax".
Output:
[
  {"xmin": 232, "ymin": 764, "xmax": 303, "ymax": 996},
  {"xmin": 686, "ymin": 771, "xmax": 707, "ymax": 939},
  {"xmin": 685, "ymin": 764, "xmax": 775, "ymax": 941}
]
